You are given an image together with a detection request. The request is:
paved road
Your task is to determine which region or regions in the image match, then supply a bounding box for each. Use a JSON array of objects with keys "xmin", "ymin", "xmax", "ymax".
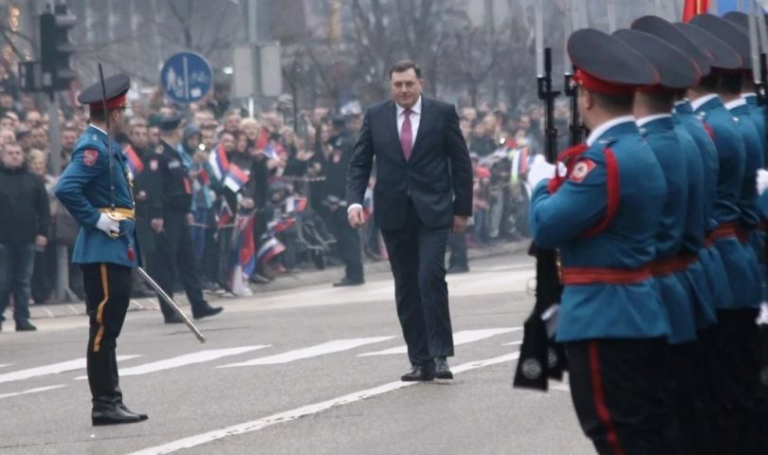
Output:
[{"xmin": 0, "ymin": 253, "xmax": 594, "ymax": 455}]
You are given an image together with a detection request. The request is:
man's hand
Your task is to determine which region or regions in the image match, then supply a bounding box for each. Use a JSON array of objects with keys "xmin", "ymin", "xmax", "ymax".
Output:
[
  {"xmin": 151, "ymin": 218, "xmax": 164, "ymax": 233},
  {"xmin": 96, "ymin": 214, "xmax": 120, "ymax": 237},
  {"xmin": 35, "ymin": 235, "xmax": 47, "ymax": 250},
  {"xmin": 348, "ymin": 206, "xmax": 365, "ymax": 228},
  {"xmin": 241, "ymin": 197, "xmax": 255, "ymax": 209},
  {"xmin": 186, "ymin": 213, "xmax": 194, "ymax": 225},
  {"xmin": 452, "ymin": 216, "xmax": 469, "ymax": 234}
]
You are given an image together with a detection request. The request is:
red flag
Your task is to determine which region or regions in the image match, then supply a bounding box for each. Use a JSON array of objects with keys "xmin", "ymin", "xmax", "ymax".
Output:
[{"xmin": 682, "ymin": 0, "xmax": 709, "ymax": 22}]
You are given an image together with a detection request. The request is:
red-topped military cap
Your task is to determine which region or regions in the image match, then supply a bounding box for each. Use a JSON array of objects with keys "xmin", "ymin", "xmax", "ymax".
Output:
[
  {"xmin": 567, "ymin": 28, "xmax": 658, "ymax": 96},
  {"xmin": 77, "ymin": 73, "xmax": 130, "ymax": 111}
]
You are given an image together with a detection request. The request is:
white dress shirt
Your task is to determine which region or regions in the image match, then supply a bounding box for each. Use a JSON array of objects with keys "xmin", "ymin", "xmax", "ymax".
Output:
[
  {"xmin": 690, "ymin": 93, "xmax": 719, "ymax": 112},
  {"xmin": 586, "ymin": 115, "xmax": 636, "ymax": 146}
]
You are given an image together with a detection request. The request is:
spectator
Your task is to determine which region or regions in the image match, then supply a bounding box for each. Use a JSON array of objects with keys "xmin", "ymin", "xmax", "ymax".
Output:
[
  {"xmin": 28, "ymin": 149, "xmax": 57, "ymax": 304},
  {"xmin": 59, "ymin": 126, "xmax": 78, "ymax": 166},
  {"xmin": 16, "ymin": 127, "xmax": 32, "ymax": 155},
  {"xmin": 0, "ymin": 128, "xmax": 14, "ymax": 146},
  {"xmin": 0, "ymin": 143, "xmax": 50, "ymax": 331},
  {"xmin": 30, "ymin": 126, "xmax": 49, "ymax": 154}
]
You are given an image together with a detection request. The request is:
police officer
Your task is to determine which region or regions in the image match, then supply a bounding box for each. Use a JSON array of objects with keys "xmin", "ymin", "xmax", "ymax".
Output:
[
  {"xmin": 326, "ymin": 117, "xmax": 364, "ymax": 287},
  {"xmin": 144, "ymin": 114, "xmax": 223, "ymax": 323},
  {"xmin": 529, "ymin": 29, "xmax": 670, "ymax": 453},
  {"xmin": 55, "ymin": 74, "xmax": 148, "ymax": 426}
]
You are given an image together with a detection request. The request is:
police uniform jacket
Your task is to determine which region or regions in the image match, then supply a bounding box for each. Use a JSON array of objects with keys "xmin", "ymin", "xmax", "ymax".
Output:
[
  {"xmin": 530, "ymin": 118, "xmax": 670, "ymax": 342},
  {"xmin": 144, "ymin": 141, "xmax": 193, "ymax": 219},
  {"xmin": 55, "ymin": 125, "xmax": 140, "ymax": 268}
]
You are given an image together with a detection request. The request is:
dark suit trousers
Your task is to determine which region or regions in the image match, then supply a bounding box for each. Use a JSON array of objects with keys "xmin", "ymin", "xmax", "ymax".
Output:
[{"xmin": 381, "ymin": 200, "xmax": 454, "ymax": 366}]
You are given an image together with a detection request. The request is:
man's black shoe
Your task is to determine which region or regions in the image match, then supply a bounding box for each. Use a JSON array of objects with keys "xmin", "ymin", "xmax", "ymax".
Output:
[
  {"xmin": 15, "ymin": 320, "xmax": 37, "ymax": 331},
  {"xmin": 92, "ymin": 403, "xmax": 146, "ymax": 426},
  {"xmin": 118, "ymin": 404, "xmax": 148, "ymax": 421},
  {"xmin": 333, "ymin": 278, "xmax": 365, "ymax": 287},
  {"xmin": 447, "ymin": 266, "xmax": 469, "ymax": 275},
  {"xmin": 193, "ymin": 304, "xmax": 224, "ymax": 320},
  {"xmin": 434, "ymin": 357, "xmax": 454, "ymax": 380},
  {"xmin": 164, "ymin": 314, "xmax": 183, "ymax": 324},
  {"xmin": 400, "ymin": 365, "xmax": 435, "ymax": 382}
]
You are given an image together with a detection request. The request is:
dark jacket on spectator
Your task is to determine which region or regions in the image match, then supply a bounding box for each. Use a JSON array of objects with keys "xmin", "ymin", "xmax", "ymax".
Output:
[{"xmin": 0, "ymin": 163, "xmax": 50, "ymax": 244}]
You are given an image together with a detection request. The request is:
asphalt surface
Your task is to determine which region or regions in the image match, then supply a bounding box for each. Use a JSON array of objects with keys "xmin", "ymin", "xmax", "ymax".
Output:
[{"xmin": 0, "ymin": 253, "xmax": 594, "ymax": 455}]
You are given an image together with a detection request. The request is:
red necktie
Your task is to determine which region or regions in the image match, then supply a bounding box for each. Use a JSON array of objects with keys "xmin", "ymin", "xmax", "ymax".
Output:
[{"xmin": 400, "ymin": 109, "xmax": 413, "ymax": 161}]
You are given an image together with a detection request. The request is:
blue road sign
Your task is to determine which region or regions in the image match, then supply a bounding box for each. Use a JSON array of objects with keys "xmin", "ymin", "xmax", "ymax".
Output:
[{"xmin": 160, "ymin": 52, "xmax": 212, "ymax": 104}]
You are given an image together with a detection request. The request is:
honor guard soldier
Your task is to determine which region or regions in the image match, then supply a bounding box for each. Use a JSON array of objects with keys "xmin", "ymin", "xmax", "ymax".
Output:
[
  {"xmin": 529, "ymin": 29, "xmax": 670, "ymax": 453},
  {"xmin": 55, "ymin": 74, "xmax": 148, "ymax": 426},
  {"xmin": 632, "ymin": 16, "xmax": 724, "ymax": 455},
  {"xmin": 144, "ymin": 113, "xmax": 223, "ymax": 324},
  {"xmin": 614, "ymin": 27, "xmax": 707, "ymax": 454},
  {"xmin": 677, "ymin": 18, "xmax": 760, "ymax": 454}
]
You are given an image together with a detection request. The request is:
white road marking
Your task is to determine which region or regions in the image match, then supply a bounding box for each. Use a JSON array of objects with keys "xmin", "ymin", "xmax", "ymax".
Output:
[
  {"xmin": 76, "ymin": 346, "xmax": 270, "ymax": 379},
  {"xmin": 0, "ymin": 385, "xmax": 66, "ymax": 400},
  {"xmin": 503, "ymin": 340, "xmax": 523, "ymax": 346},
  {"xmin": 358, "ymin": 328, "xmax": 521, "ymax": 357},
  {"xmin": 125, "ymin": 351, "xmax": 521, "ymax": 455},
  {"xmin": 220, "ymin": 337, "xmax": 394, "ymax": 368},
  {"xmin": 0, "ymin": 364, "xmax": 12, "ymax": 369},
  {"xmin": 43, "ymin": 307, "xmax": 55, "ymax": 318},
  {"xmin": 0, "ymin": 356, "xmax": 140, "ymax": 385},
  {"xmin": 551, "ymin": 383, "xmax": 571, "ymax": 393}
]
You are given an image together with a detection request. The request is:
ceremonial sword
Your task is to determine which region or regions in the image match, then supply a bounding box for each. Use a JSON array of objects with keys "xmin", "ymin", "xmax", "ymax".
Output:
[{"xmin": 97, "ymin": 63, "xmax": 206, "ymax": 343}]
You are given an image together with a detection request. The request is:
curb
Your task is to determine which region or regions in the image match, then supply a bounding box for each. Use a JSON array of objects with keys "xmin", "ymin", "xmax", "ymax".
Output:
[{"xmin": 26, "ymin": 240, "xmax": 530, "ymax": 320}]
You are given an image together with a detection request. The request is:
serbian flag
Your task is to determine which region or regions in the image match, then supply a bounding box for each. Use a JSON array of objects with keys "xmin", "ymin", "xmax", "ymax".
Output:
[
  {"xmin": 682, "ymin": 0, "xmax": 709, "ymax": 22},
  {"xmin": 217, "ymin": 199, "xmax": 234, "ymax": 228},
  {"xmin": 223, "ymin": 164, "xmax": 250, "ymax": 193},
  {"xmin": 256, "ymin": 237, "xmax": 286, "ymax": 265},
  {"xmin": 123, "ymin": 144, "xmax": 144, "ymax": 177},
  {"xmin": 256, "ymin": 126, "xmax": 270, "ymax": 150},
  {"xmin": 268, "ymin": 217, "xmax": 296, "ymax": 235},
  {"xmin": 263, "ymin": 143, "xmax": 279, "ymax": 160},
  {"xmin": 208, "ymin": 143, "xmax": 230, "ymax": 181},
  {"xmin": 232, "ymin": 210, "xmax": 257, "ymax": 277},
  {"xmin": 286, "ymin": 196, "xmax": 308, "ymax": 213}
]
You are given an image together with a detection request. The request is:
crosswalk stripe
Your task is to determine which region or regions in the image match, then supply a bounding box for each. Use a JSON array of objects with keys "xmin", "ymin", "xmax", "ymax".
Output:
[
  {"xmin": 126, "ymin": 351, "xmax": 522, "ymax": 455},
  {"xmin": 0, "ymin": 385, "xmax": 66, "ymax": 400},
  {"xmin": 0, "ymin": 364, "xmax": 12, "ymax": 369},
  {"xmin": 92, "ymin": 346, "xmax": 271, "ymax": 378},
  {"xmin": 358, "ymin": 328, "xmax": 521, "ymax": 357},
  {"xmin": 0, "ymin": 355, "xmax": 141, "ymax": 385},
  {"xmin": 220, "ymin": 337, "xmax": 395, "ymax": 368},
  {"xmin": 503, "ymin": 340, "xmax": 523, "ymax": 346}
]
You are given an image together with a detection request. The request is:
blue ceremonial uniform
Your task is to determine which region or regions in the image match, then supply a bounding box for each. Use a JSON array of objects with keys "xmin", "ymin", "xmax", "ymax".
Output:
[
  {"xmin": 694, "ymin": 95, "xmax": 753, "ymax": 310},
  {"xmin": 531, "ymin": 119, "xmax": 670, "ymax": 342},
  {"xmin": 728, "ymin": 100, "xmax": 763, "ymax": 308},
  {"xmin": 673, "ymin": 115, "xmax": 716, "ymax": 328},
  {"xmin": 55, "ymin": 125, "xmax": 140, "ymax": 268},
  {"xmin": 639, "ymin": 116, "xmax": 696, "ymax": 343},
  {"xmin": 675, "ymin": 101, "xmax": 732, "ymax": 312}
]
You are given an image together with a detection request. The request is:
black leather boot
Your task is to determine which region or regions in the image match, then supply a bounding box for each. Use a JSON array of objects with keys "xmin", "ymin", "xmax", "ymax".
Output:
[
  {"xmin": 87, "ymin": 349, "xmax": 146, "ymax": 426},
  {"xmin": 109, "ymin": 349, "xmax": 148, "ymax": 421}
]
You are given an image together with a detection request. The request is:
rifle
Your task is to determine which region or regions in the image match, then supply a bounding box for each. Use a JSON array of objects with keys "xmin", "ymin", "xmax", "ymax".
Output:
[{"xmin": 513, "ymin": 44, "xmax": 566, "ymax": 390}]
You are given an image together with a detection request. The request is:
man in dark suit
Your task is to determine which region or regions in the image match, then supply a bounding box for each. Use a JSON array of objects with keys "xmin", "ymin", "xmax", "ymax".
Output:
[{"xmin": 346, "ymin": 60, "xmax": 473, "ymax": 381}]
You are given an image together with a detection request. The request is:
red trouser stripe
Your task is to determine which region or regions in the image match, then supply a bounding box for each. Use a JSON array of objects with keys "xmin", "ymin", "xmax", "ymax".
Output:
[{"xmin": 588, "ymin": 341, "xmax": 625, "ymax": 455}]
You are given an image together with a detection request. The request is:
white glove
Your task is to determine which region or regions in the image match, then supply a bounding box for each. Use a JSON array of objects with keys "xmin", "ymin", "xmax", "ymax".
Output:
[
  {"xmin": 757, "ymin": 302, "xmax": 768, "ymax": 326},
  {"xmin": 527, "ymin": 154, "xmax": 556, "ymax": 189},
  {"xmin": 757, "ymin": 169, "xmax": 768, "ymax": 196},
  {"xmin": 96, "ymin": 213, "xmax": 120, "ymax": 237}
]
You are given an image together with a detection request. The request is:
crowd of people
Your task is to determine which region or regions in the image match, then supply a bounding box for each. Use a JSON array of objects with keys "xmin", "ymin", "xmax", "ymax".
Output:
[{"xmin": 0, "ymin": 71, "xmax": 549, "ymax": 328}]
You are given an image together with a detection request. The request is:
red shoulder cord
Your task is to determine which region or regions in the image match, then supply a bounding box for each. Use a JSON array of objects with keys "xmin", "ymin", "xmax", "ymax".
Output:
[
  {"xmin": 583, "ymin": 147, "xmax": 620, "ymax": 238},
  {"xmin": 547, "ymin": 143, "xmax": 589, "ymax": 193}
]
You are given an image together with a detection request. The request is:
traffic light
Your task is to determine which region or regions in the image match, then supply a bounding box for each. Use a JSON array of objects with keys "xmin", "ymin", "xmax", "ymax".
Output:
[{"xmin": 40, "ymin": 5, "xmax": 76, "ymax": 92}]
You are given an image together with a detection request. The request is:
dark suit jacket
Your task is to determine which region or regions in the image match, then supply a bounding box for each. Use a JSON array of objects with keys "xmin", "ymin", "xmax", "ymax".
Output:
[{"xmin": 346, "ymin": 97, "xmax": 473, "ymax": 230}]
